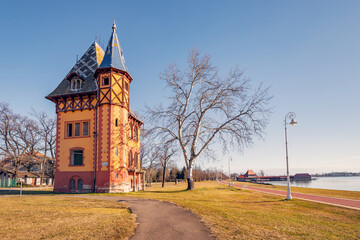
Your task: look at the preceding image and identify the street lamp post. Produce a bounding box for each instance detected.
[284,112,297,200]
[228,157,232,187]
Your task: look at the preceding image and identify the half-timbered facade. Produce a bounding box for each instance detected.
[46,23,144,193]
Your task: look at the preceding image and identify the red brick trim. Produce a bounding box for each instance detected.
[106,103,111,174]
[98,106,103,172]
[55,113,61,174]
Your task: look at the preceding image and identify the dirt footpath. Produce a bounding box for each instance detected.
[80,196,215,240]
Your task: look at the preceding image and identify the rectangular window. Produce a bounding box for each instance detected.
[83,122,89,136]
[115,147,118,156]
[125,82,129,91]
[66,123,73,137]
[103,77,109,86]
[71,150,83,166]
[74,122,80,136]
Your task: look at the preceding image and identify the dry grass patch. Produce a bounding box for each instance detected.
[121,182,360,240]
[0,196,135,240]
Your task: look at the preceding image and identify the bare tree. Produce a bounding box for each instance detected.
[158,143,176,187]
[147,49,271,190]
[140,127,160,186]
[0,102,39,180]
[31,110,56,183]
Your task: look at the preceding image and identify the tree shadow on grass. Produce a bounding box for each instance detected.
[216,187,243,193]
[0,189,54,195]
[144,189,188,194]
[242,199,287,204]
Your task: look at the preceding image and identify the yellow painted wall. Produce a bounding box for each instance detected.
[57,109,95,172]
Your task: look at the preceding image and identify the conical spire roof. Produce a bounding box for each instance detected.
[99,21,128,72]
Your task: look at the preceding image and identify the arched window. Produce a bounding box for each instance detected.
[128,151,133,166]
[78,179,83,190]
[69,74,84,91]
[70,78,82,90]
[134,154,138,169]
[134,126,138,141]
[129,124,133,139]
[70,179,76,190]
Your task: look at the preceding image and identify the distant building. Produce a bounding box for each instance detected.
[0,170,52,186]
[292,173,311,181]
[236,175,246,182]
[236,170,258,182]
[258,175,287,181]
[236,170,312,182]
[244,169,257,179]
[0,151,54,186]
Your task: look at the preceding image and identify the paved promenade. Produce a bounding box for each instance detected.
[230,182,360,210]
[76,195,215,240]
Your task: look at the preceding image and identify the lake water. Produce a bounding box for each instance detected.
[264,176,360,192]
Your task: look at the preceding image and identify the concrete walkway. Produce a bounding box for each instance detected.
[230,182,360,210]
[79,196,215,240]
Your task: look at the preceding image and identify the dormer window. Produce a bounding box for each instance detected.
[70,76,83,91]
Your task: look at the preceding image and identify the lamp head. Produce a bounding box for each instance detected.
[290,119,297,125]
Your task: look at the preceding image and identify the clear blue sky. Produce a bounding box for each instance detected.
[1,0,359,175]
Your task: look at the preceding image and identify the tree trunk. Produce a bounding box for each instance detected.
[187,161,194,190]
[162,164,166,187]
[14,159,19,183]
[148,171,152,186]
[40,150,46,186]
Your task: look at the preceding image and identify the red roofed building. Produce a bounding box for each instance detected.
[237,170,259,182]
[244,169,257,178]
[236,175,246,182]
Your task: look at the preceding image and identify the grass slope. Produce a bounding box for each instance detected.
[0,196,135,240]
[121,182,360,240]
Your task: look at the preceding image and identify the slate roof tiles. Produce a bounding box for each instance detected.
[46,42,104,98]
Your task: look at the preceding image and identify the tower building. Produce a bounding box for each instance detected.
[46,23,144,193]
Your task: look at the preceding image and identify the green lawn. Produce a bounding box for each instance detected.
[119,181,360,240]
[0,196,135,240]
